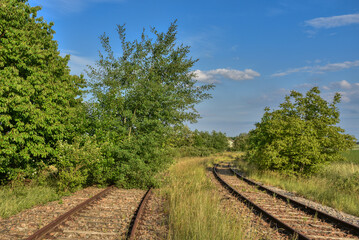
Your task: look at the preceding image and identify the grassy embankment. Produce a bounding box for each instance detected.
[234,150,359,217]
[161,155,265,240]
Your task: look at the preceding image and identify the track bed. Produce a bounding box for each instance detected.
[214,164,359,240]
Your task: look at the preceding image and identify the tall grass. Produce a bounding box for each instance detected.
[161,156,262,240]
[0,184,61,219]
[234,150,359,217]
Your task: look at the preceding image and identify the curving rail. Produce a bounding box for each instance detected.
[128,188,153,240]
[213,164,359,240]
[213,165,309,240]
[229,166,359,236]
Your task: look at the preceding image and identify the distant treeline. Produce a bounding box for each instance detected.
[170,128,230,157]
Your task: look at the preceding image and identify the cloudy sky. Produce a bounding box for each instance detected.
[28,0,359,138]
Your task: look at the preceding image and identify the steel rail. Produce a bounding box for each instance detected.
[25,186,114,240]
[213,165,310,240]
[128,188,152,240]
[230,166,359,237]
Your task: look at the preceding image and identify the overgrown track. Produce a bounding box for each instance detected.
[25,187,152,240]
[213,164,359,240]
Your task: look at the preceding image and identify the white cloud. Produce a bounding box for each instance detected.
[272,66,310,77]
[322,80,359,103]
[193,68,260,83]
[272,60,359,77]
[337,80,351,89]
[61,51,95,75]
[305,13,359,29]
[192,70,219,84]
[324,80,357,90]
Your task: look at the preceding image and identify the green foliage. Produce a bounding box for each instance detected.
[85,21,213,188]
[232,133,249,151]
[56,136,104,192]
[170,127,229,157]
[0,0,85,183]
[192,130,229,151]
[247,87,356,175]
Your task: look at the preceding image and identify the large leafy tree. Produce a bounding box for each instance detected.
[0,0,85,182]
[247,87,356,175]
[87,21,213,141]
[86,21,213,187]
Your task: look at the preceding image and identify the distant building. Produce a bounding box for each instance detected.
[228,139,234,148]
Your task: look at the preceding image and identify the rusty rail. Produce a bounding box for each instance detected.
[230,166,359,237]
[213,165,310,240]
[25,186,114,240]
[128,188,152,240]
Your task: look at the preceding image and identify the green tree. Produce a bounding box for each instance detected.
[208,130,228,151]
[233,133,249,151]
[247,87,356,175]
[0,0,85,182]
[86,21,213,187]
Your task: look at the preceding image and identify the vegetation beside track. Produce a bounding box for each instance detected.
[234,150,359,217]
[160,155,263,240]
[0,184,61,219]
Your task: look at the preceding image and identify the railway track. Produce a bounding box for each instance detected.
[213,164,359,240]
[25,187,152,240]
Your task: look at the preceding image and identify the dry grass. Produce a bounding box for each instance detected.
[160,155,264,240]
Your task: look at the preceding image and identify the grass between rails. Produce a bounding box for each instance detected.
[234,150,359,217]
[160,155,264,240]
[0,184,62,219]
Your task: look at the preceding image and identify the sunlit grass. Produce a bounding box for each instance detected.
[234,150,359,217]
[161,155,263,240]
[0,184,61,219]
[341,149,359,163]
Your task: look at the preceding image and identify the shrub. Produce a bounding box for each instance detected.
[247,87,356,175]
[56,136,104,192]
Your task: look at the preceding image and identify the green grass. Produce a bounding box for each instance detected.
[0,184,62,219]
[233,150,359,217]
[341,149,359,163]
[161,156,265,240]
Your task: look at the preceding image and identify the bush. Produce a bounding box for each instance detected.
[247,87,356,175]
[232,133,249,151]
[56,136,104,192]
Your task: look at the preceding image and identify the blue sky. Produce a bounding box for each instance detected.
[28,0,359,138]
